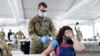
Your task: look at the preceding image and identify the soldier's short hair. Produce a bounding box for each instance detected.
[38,2,47,9]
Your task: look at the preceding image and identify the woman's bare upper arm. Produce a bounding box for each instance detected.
[42,44,54,55]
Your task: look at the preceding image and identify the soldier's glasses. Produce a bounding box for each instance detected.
[40,10,47,12]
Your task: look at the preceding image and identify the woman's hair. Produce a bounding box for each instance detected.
[56,26,73,45]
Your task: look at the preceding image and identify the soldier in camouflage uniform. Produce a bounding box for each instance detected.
[16,30,24,39]
[0,39,12,56]
[0,28,6,40]
[28,2,56,54]
[75,26,83,42]
[16,30,24,50]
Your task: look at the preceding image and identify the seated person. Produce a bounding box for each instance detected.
[41,26,85,56]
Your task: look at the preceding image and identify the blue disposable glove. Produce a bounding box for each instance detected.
[40,35,50,44]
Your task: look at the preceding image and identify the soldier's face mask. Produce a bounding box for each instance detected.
[38,10,47,17]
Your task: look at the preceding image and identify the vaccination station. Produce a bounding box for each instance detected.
[0,0,100,56]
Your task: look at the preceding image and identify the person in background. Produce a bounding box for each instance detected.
[95,33,100,39]
[0,28,6,40]
[94,33,100,45]
[10,33,16,43]
[16,30,24,39]
[7,29,12,41]
[75,22,83,41]
[28,2,56,54]
[41,26,85,56]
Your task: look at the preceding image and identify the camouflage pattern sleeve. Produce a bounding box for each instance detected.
[28,18,40,39]
[3,32,6,38]
[0,39,12,56]
[49,18,57,38]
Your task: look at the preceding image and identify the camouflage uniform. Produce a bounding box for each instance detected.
[0,31,5,40]
[75,27,83,41]
[16,31,24,39]
[28,16,56,54]
[0,39,12,56]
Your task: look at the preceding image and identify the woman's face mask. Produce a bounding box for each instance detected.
[63,35,70,41]
[38,10,47,17]
[63,30,72,41]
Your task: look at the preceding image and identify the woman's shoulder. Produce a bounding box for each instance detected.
[51,39,58,48]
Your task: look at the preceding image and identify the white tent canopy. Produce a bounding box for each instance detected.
[0,0,100,39]
[0,0,100,26]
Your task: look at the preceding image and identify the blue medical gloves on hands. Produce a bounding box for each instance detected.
[40,35,50,44]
